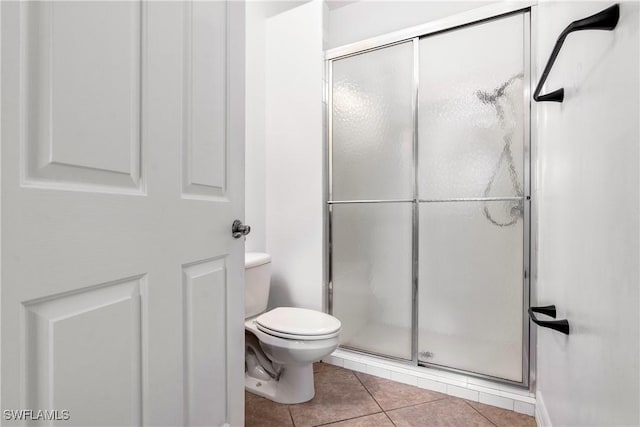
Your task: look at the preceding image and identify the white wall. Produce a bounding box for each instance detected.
[245,1,309,253]
[327,1,492,48]
[245,2,267,252]
[535,2,639,426]
[264,0,325,311]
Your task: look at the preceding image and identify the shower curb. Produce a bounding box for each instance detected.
[324,349,536,416]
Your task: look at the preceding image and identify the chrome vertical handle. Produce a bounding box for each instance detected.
[232,220,251,239]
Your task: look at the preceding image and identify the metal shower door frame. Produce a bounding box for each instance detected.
[324,3,536,388]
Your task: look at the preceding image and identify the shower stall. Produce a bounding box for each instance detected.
[326,9,532,385]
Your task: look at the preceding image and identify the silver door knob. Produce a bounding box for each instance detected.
[232,220,251,239]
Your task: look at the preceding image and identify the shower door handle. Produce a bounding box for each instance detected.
[528,305,570,335]
[232,220,251,239]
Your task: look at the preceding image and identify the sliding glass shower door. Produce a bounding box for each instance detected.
[417,13,527,383]
[330,41,415,360]
[329,11,530,383]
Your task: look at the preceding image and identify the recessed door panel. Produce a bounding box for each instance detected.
[182,1,228,199]
[22,1,142,192]
[24,277,143,426]
[182,258,228,426]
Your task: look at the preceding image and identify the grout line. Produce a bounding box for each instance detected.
[312,411,385,427]
[288,406,296,427]
[383,411,397,427]
[352,370,451,412]
[463,400,498,427]
[382,396,452,413]
[384,395,450,412]
[352,371,385,413]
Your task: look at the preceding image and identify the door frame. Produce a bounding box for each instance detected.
[323,1,539,389]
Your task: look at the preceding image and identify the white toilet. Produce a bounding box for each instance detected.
[244,252,341,404]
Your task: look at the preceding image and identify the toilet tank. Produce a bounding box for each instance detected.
[245,252,272,319]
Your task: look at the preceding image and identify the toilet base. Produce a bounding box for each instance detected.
[245,364,315,404]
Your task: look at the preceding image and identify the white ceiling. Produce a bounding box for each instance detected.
[325,1,359,10]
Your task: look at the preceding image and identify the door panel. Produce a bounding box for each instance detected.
[24,277,144,426]
[182,1,228,199]
[182,258,228,427]
[1,1,245,426]
[22,1,142,192]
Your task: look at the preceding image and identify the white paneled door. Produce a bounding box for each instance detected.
[1,2,245,426]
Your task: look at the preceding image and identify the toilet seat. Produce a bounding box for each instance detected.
[256,324,340,341]
[255,307,341,341]
[245,316,339,348]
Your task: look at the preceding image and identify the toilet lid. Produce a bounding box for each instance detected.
[256,307,341,337]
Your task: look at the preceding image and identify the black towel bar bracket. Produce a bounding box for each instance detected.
[533,4,620,103]
[528,305,570,335]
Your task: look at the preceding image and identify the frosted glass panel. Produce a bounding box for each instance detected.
[418,14,525,199]
[418,201,523,382]
[332,203,413,360]
[332,42,413,201]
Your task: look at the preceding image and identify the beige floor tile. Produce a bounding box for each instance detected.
[321,412,395,426]
[313,362,345,374]
[247,365,535,427]
[355,371,447,410]
[245,391,293,427]
[467,401,536,427]
[386,398,495,427]
[289,365,381,427]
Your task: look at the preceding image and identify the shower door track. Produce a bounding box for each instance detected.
[324,2,537,389]
[325,1,537,60]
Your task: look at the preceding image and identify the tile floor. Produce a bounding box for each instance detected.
[245,363,536,427]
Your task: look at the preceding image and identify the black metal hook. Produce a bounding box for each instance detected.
[533,4,620,103]
[528,305,570,335]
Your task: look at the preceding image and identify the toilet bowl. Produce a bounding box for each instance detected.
[244,252,341,404]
